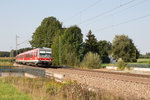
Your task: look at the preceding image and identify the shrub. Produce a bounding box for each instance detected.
[148,61,150,65]
[46,81,62,95]
[117,60,127,70]
[80,52,102,69]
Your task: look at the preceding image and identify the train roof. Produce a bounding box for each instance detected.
[16,47,52,56]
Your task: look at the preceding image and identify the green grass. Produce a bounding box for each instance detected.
[138,58,150,61]
[0,57,15,66]
[128,59,150,67]
[0,79,31,100]
[137,59,150,64]
[101,63,115,68]
[103,59,150,67]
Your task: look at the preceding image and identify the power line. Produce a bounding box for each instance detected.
[80,0,103,13]
[94,14,150,32]
[85,0,148,26]
[17,37,32,46]
[64,0,103,22]
[79,0,136,25]
[16,35,19,55]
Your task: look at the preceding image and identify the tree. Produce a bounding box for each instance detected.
[51,30,64,66]
[146,53,150,56]
[112,34,139,62]
[139,52,150,58]
[0,51,10,57]
[30,16,62,48]
[10,48,32,57]
[61,25,83,66]
[98,40,112,63]
[10,49,16,57]
[62,25,83,53]
[51,25,83,66]
[84,30,98,54]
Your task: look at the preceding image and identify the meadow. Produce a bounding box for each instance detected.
[137,58,150,64]
[101,58,150,68]
[0,77,123,100]
[0,57,15,66]
[0,79,31,100]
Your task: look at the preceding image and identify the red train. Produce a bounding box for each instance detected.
[16,47,53,66]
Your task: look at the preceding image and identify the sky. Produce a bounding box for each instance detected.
[0,0,150,54]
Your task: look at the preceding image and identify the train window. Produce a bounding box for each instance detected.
[39,50,52,58]
[26,53,30,58]
[30,52,33,57]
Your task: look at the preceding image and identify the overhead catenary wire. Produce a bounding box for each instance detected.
[93,14,150,32]
[17,37,32,46]
[64,0,103,22]
[84,0,148,26]
[80,0,103,13]
[79,0,136,25]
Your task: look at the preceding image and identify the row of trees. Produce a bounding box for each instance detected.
[29,16,139,66]
[9,48,32,57]
[0,51,10,57]
[140,53,150,58]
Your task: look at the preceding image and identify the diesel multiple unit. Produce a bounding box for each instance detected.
[16,48,53,66]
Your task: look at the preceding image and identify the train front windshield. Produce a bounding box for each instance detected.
[39,50,52,58]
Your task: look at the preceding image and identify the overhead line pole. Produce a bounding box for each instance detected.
[16,35,19,56]
[59,36,62,65]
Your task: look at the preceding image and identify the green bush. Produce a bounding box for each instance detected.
[148,61,150,65]
[80,52,102,69]
[117,60,127,70]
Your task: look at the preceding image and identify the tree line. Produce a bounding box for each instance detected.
[9,48,32,57]
[29,16,140,66]
[140,53,150,59]
[0,51,10,57]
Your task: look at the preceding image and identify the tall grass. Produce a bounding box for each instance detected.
[1,77,123,100]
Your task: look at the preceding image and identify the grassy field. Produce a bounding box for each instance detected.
[0,57,15,60]
[0,57,15,66]
[127,59,150,68]
[0,77,123,100]
[102,59,150,67]
[137,58,150,64]
[101,63,115,67]
[0,79,31,100]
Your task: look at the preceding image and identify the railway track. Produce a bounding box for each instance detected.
[16,63,150,85]
[13,63,150,85]
[47,67,150,84]
[13,63,150,99]
[66,67,150,78]
[14,63,150,80]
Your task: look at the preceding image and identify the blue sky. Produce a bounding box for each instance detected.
[0,0,150,54]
